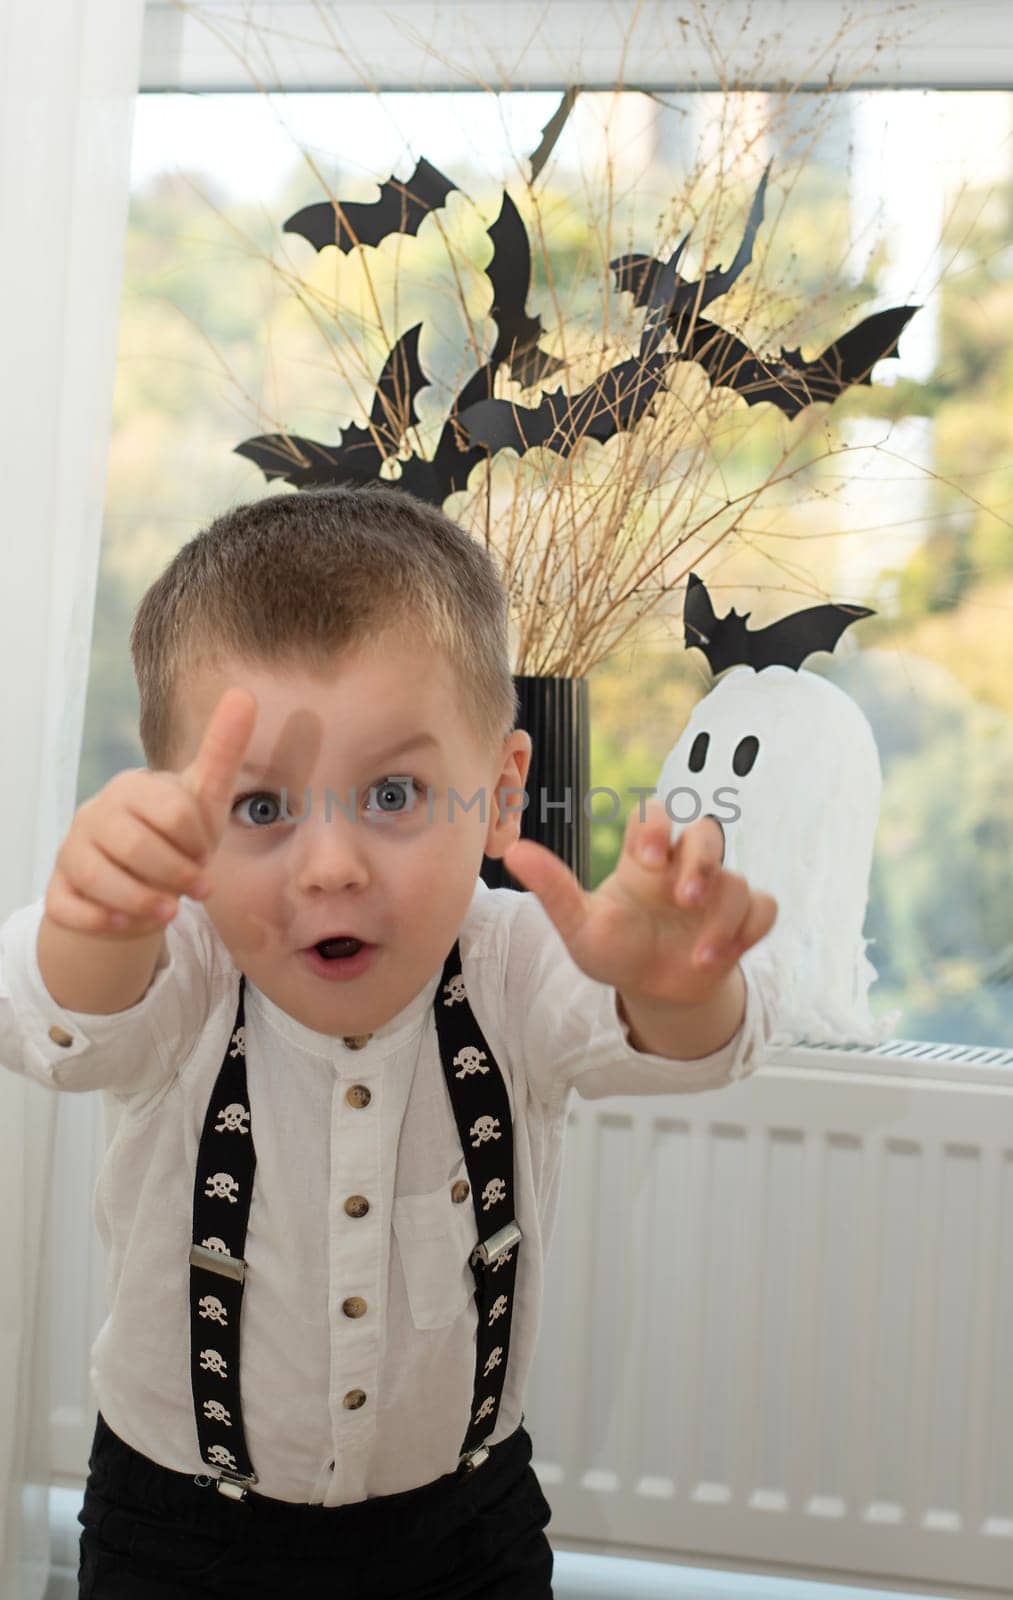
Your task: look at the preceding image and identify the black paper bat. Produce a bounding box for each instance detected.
[612,160,771,323]
[684,570,875,675]
[454,357,664,457]
[528,87,582,182]
[485,193,563,388]
[284,157,458,253]
[234,323,431,489]
[666,305,918,416]
[234,324,500,505]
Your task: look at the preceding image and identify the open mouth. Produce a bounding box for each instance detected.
[314,936,366,960]
[300,936,378,980]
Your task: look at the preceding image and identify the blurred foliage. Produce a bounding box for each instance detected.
[82,91,1012,1049]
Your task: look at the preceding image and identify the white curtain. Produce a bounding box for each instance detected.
[0,3,145,1596]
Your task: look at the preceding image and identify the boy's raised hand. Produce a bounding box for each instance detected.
[45,687,258,938]
[502,796,777,1009]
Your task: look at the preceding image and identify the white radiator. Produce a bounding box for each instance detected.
[527,1040,1013,1599]
[46,1041,1013,1596]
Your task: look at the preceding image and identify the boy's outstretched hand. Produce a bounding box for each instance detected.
[44,686,258,939]
[501,796,777,1012]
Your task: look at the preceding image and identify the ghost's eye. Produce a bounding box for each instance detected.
[688,731,709,773]
[733,736,759,776]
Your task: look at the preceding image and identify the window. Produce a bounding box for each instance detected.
[85,77,1012,1048]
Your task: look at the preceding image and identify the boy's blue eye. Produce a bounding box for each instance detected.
[365,776,427,817]
[231,778,427,828]
[232,791,283,827]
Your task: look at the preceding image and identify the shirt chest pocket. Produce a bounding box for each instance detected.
[392,1156,478,1330]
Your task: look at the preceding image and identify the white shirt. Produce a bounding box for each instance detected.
[0,878,779,1505]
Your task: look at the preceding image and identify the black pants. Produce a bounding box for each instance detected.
[77,1411,554,1599]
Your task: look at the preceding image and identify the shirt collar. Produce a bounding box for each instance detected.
[244,965,441,1058]
[239,876,491,1060]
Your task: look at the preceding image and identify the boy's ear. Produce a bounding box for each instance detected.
[484,730,533,860]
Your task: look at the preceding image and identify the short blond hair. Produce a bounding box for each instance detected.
[129,483,519,771]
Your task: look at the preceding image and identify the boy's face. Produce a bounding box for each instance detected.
[169,628,532,1036]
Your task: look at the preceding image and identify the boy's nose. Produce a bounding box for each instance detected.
[291,802,372,892]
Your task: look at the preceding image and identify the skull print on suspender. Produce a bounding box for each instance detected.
[188,974,259,1500]
[433,944,523,1475]
[186,938,522,1500]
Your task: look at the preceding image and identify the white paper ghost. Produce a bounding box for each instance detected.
[654,577,901,1050]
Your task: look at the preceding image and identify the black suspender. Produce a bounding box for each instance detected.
[432,940,521,1472]
[188,978,258,1498]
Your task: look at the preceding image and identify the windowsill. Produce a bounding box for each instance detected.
[769,1037,1013,1088]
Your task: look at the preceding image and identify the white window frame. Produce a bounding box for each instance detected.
[138,1,1013,93]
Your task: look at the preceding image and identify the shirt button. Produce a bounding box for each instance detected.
[451,1180,470,1204]
[346,1084,371,1109]
[343,1035,372,1050]
[344,1195,370,1218]
[342,1296,368,1318]
[343,1389,367,1409]
[48,1025,73,1047]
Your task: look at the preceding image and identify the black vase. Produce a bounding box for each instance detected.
[481,675,590,893]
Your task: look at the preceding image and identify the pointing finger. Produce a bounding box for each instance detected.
[179,688,258,840]
[502,837,590,949]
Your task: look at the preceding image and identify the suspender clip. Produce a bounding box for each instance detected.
[190,1243,247,1283]
[470,1220,521,1267]
[214,1468,258,1501]
[459,1445,491,1474]
[194,1465,259,1499]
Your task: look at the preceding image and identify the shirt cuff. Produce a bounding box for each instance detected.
[564,945,771,1104]
[2,897,179,1095]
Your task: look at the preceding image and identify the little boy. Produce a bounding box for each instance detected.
[0,483,778,1598]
